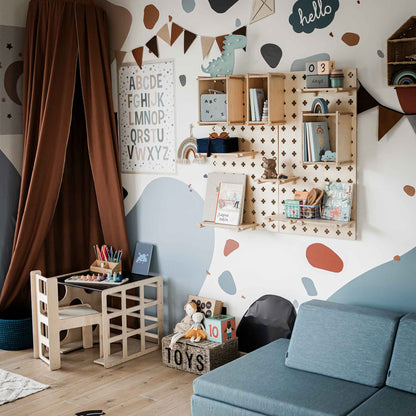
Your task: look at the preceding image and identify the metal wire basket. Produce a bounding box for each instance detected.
[284,202,322,219]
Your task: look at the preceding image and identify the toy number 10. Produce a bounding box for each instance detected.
[208,325,218,338]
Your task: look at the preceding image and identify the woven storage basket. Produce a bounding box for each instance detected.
[0,316,33,350]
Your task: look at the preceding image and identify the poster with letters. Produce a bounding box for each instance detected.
[118,61,176,173]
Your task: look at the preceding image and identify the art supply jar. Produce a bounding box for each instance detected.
[330,70,344,88]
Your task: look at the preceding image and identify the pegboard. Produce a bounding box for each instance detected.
[202,69,357,240]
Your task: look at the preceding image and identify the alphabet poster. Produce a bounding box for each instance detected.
[118,61,176,173]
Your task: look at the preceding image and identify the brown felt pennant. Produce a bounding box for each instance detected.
[232,26,247,51]
[378,106,403,141]
[216,35,227,53]
[157,24,170,45]
[170,22,184,46]
[115,50,127,67]
[184,30,197,54]
[132,46,143,69]
[201,36,215,59]
[146,35,159,57]
[357,83,379,114]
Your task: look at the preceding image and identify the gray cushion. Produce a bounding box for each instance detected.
[285,300,402,387]
[193,339,377,416]
[387,313,416,393]
[192,395,264,416]
[349,387,416,415]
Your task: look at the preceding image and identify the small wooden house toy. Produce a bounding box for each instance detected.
[206,314,236,343]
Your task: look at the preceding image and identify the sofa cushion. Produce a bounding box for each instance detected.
[193,339,377,416]
[285,300,402,387]
[386,313,416,393]
[348,387,416,415]
[192,395,264,416]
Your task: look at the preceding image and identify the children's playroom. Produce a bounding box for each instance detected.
[0,0,415,415]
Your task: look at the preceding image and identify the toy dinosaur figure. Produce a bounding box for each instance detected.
[201,34,247,77]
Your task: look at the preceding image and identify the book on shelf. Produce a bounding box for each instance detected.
[255,89,265,121]
[307,121,331,162]
[321,182,353,222]
[249,89,256,121]
[214,182,245,225]
[303,122,309,162]
[203,173,247,222]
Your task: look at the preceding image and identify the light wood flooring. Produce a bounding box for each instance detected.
[0,346,197,416]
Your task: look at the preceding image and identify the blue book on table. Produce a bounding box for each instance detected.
[132,242,153,275]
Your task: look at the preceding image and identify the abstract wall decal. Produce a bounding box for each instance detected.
[157,24,170,45]
[341,32,360,46]
[143,4,159,29]
[179,75,186,86]
[260,43,282,68]
[224,239,239,256]
[182,0,195,13]
[208,0,239,14]
[306,243,344,273]
[289,0,339,34]
[170,23,184,46]
[132,46,144,69]
[290,53,330,71]
[95,0,132,60]
[404,185,415,197]
[301,277,318,296]
[0,25,24,135]
[377,50,384,58]
[184,30,197,54]
[218,270,237,295]
[126,177,214,332]
[396,87,416,114]
[201,36,215,59]
[145,35,159,57]
[0,150,20,294]
[329,246,416,313]
[250,0,275,24]
[393,255,401,261]
[235,18,241,27]
[118,62,176,173]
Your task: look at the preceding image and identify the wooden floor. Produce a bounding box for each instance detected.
[0,346,197,416]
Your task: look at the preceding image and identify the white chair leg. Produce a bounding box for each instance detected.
[82,325,93,349]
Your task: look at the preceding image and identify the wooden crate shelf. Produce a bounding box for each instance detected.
[199,221,257,231]
[256,176,299,185]
[265,214,355,228]
[197,151,258,159]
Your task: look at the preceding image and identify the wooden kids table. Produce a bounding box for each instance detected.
[58,273,164,368]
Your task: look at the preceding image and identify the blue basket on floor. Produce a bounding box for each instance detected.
[0,317,33,350]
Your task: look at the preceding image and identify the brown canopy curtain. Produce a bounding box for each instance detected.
[0,0,131,314]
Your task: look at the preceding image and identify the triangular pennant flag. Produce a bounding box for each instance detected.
[184,30,197,54]
[357,82,379,114]
[146,35,159,58]
[132,46,143,69]
[170,22,184,46]
[232,26,247,51]
[216,35,227,53]
[157,24,170,45]
[201,36,215,59]
[115,50,127,67]
[378,105,403,141]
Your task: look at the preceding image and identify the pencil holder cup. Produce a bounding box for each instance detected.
[90,260,121,275]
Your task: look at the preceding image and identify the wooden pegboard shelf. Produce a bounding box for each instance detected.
[199,221,257,231]
[265,214,355,228]
[302,112,353,117]
[197,151,258,159]
[256,176,299,185]
[298,87,356,96]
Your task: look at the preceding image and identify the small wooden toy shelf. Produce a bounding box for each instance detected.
[297,87,356,96]
[256,176,299,185]
[265,214,355,228]
[197,151,258,159]
[199,221,257,232]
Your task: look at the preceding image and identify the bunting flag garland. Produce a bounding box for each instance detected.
[170,22,184,46]
[216,35,227,53]
[184,30,197,54]
[232,26,247,51]
[146,35,159,57]
[201,36,215,59]
[115,50,127,67]
[357,83,379,114]
[378,106,403,141]
[132,46,143,69]
[157,24,170,45]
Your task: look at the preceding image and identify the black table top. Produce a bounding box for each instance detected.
[57,272,158,292]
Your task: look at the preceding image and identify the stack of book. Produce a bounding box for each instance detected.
[303,121,331,162]
[203,173,246,226]
[249,88,265,122]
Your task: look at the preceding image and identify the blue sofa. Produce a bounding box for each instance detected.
[191,300,416,415]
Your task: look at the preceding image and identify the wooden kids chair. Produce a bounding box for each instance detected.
[30,270,103,370]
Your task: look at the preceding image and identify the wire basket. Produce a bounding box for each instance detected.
[284,203,322,219]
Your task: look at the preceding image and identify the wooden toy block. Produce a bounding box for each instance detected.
[306,61,317,75]
[206,314,236,343]
[188,295,223,318]
[317,61,335,75]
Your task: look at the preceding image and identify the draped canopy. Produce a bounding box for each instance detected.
[0,0,131,313]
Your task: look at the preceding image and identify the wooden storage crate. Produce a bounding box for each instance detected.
[162,334,238,375]
[90,260,121,275]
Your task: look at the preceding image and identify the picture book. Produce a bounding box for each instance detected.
[132,242,153,275]
[303,122,309,161]
[321,182,354,222]
[255,89,265,121]
[307,121,330,162]
[214,182,245,225]
[249,89,256,121]
[203,173,246,222]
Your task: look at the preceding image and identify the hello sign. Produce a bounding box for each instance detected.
[289,0,339,34]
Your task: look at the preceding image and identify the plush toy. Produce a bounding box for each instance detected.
[185,312,207,342]
[169,301,197,349]
[261,157,278,179]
